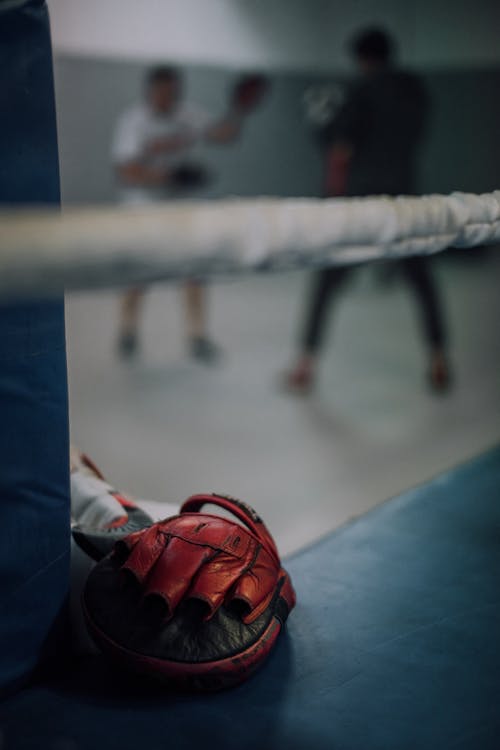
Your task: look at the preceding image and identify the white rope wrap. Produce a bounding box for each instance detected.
[0,191,499,297]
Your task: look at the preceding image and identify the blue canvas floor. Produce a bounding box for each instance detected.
[1,446,499,750]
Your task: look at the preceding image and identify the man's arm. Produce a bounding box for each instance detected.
[115,161,169,188]
[204,113,243,144]
[112,108,191,187]
[203,74,270,145]
[143,132,196,157]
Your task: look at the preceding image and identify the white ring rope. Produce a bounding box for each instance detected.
[0,191,499,297]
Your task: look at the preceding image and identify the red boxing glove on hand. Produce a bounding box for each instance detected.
[231,74,269,114]
[82,493,295,691]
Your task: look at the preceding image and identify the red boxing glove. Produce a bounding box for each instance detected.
[82,493,295,691]
[232,74,269,114]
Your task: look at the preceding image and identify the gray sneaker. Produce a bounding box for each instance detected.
[190,336,222,364]
[117,331,139,359]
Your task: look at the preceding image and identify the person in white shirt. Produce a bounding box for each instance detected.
[112,65,268,361]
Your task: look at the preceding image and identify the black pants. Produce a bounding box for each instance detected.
[301,257,446,354]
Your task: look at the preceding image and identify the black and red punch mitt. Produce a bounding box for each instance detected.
[80,494,295,691]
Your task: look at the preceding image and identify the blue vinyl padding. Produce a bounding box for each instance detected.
[0,0,70,695]
[1,447,499,749]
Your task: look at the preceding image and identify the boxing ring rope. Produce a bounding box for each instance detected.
[0,190,499,297]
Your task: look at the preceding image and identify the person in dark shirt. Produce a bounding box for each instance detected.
[285,28,451,394]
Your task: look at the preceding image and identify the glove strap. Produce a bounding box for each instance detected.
[180,493,280,564]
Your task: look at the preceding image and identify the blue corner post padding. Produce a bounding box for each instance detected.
[0,0,70,695]
[0,447,499,749]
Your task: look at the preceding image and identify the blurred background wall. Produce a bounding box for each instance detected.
[48,0,500,72]
[48,0,500,206]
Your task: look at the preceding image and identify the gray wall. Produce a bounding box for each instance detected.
[54,54,500,205]
[421,69,500,194]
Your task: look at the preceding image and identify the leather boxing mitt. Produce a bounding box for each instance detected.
[169,162,211,191]
[231,74,269,114]
[81,494,295,691]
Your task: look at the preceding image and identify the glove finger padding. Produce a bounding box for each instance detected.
[82,493,295,691]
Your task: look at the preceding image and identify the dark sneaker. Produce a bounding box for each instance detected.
[281,367,314,395]
[428,355,452,394]
[190,336,222,364]
[117,330,138,359]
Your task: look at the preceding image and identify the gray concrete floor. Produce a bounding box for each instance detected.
[66,251,500,555]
